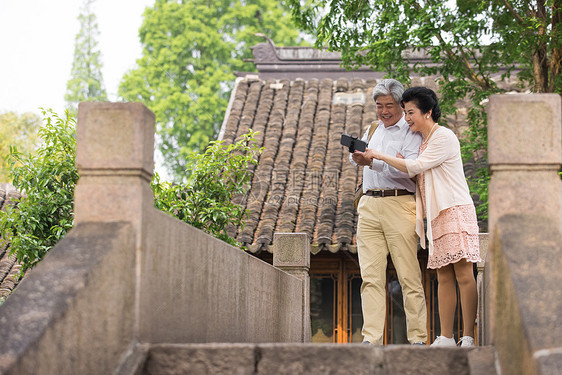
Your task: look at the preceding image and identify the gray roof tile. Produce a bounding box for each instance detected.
[0,184,22,301]
[221,77,388,253]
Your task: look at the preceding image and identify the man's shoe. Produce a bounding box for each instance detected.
[411,342,426,345]
[430,336,456,347]
[362,340,382,346]
[458,336,475,347]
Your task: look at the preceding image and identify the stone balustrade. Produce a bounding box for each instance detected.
[484,94,562,375]
[0,103,309,375]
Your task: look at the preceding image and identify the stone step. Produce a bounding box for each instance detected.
[119,343,498,375]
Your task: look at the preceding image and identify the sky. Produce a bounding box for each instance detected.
[0,0,155,115]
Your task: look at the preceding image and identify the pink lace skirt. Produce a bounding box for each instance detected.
[427,204,481,269]
[417,142,480,268]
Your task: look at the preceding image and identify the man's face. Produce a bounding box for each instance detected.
[375,95,403,128]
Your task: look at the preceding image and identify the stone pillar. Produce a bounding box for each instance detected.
[486,94,562,372]
[74,102,155,341]
[487,94,561,230]
[74,102,155,229]
[273,233,311,343]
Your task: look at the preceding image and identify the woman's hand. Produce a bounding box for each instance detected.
[351,150,372,166]
[365,148,383,161]
[365,149,409,173]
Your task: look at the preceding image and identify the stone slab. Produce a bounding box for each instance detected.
[491,214,562,375]
[488,171,561,231]
[535,349,562,375]
[256,343,384,375]
[134,343,498,375]
[143,344,256,375]
[0,223,136,375]
[467,347,498,375]
[77,102,155,173]
[384,346,471,375]
[273,232,310,268]
[488,94,561,165]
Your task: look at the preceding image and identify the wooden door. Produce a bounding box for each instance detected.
[309,255,362,343]
[309,253,470,344]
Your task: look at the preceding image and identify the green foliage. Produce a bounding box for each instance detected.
[151,131,262,246]
[0,110,79,273]
[65,0,107,115]
[119,0,307,182]
[288,0,562,221]
[0,112,42,182]
[0,108,260,274]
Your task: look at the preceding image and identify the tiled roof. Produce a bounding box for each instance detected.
[0,184,22,301]
[220,75,463,255]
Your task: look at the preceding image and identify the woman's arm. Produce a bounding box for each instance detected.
[366,149,408,173]
[369,129,457,177]
[404,130,456,176]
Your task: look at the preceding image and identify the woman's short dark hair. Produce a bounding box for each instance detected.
[401,87,441,122]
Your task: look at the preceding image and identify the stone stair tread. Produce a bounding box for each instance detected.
[123,343,498,375]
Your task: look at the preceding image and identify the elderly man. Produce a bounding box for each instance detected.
[351,79,427,345]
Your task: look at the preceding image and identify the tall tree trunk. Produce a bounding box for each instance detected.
[533,0,549,92]
[549,0,562,92]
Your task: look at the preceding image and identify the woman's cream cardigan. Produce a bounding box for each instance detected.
[404,126,474,256]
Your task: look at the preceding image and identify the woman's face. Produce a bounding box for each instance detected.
[403,101,429,133]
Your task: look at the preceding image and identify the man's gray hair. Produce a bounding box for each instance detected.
[372,79,404,104]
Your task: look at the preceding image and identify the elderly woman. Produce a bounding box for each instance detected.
[365,86,481,347]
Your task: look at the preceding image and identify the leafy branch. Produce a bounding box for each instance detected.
[0,109,78,273]
[287,0,562,223]
[0,109,261,276]
[151,130,263,247]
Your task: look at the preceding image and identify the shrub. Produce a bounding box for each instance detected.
[151,131,262,246]
[0,107,260,274]
[0,109,78,273]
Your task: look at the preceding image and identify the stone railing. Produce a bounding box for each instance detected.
[0,103,310,375]
[483,94,561,374]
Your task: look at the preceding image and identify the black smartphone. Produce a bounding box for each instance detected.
[340,134,367,153]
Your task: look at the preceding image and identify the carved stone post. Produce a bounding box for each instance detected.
[273,233,311,342]
[488,94,561,230]
[74,102,155,340]
[485,94,562,372]
[74,102,155,230]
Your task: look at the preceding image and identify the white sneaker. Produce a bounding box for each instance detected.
[430,336,457,347]
[458,336,475,347]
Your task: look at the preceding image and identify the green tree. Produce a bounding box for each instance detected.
[119,0,307,182]
[0,112,42,182]
[0,106,259,273]
[288,0,562,220]
[0,109,79,273]
[152,130,262,246]
[65,0,107,114]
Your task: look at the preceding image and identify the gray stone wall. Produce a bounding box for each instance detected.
[139,209,304,344]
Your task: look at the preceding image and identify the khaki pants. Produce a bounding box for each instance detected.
[357,194,427,344]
